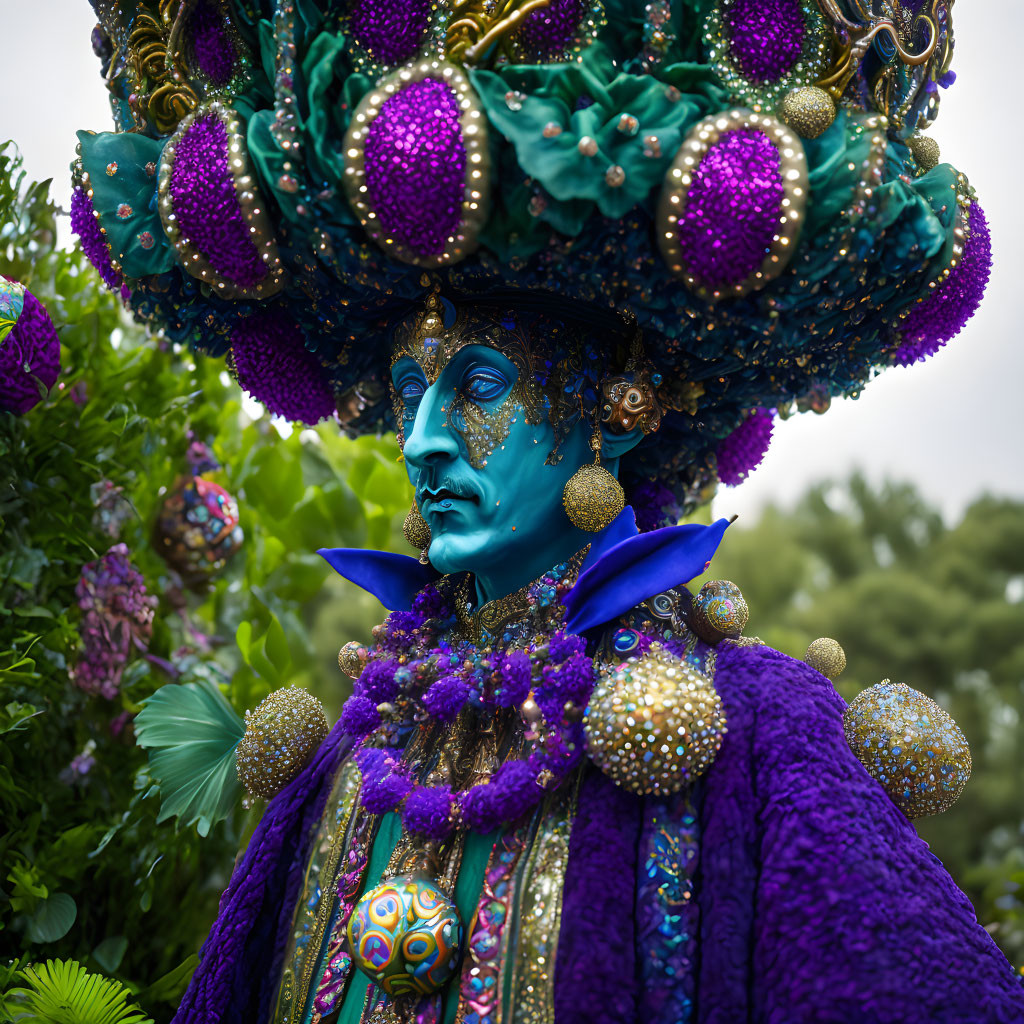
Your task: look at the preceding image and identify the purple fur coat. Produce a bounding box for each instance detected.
[175,643,1024,1024]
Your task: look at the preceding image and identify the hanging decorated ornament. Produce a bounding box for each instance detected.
[236,687,330,800]
[0,280,60,415]
[805,636,846,680]
[777,85,836,139]
[584,642,727,795]
[908,132,941,172]
[657,110,808,300]
[688,580,749,644]
[343,60,490,268]
[158,101,285,298]
[153,475,244,584]
[843,680,971,819]
[338,640,371,679]
[347,863,464,997]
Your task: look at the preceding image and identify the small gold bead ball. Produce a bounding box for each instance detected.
[584,642,727,795]
[689,580,748,644]
[562,463,625,533]
[777,86,836,140]
[907,133,940,171]
[843,680,971,819]
[402,504,431,550]
[338,640,369,679]
[805,637,846,680]
[236,687,330,800]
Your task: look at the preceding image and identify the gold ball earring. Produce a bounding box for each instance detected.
[403,502,432,564]
[562,427,625,533]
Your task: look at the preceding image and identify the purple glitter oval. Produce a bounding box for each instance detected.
[676,128,785,292]
[348,0,434,67]
[231,311,336,424]
[514,0,586,61]
[716,408,773,485]
[363,77,467,260]
[191,0,236,87]
[168,113,268,290]
[70,187,122,293]
[723,0,804,84]
[895,204,991,366]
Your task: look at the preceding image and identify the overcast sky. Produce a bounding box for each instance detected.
[2,3,1021,524]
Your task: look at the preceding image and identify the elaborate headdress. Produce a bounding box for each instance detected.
[74,0,989,518]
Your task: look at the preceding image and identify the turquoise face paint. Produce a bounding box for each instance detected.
[393,342,594,604]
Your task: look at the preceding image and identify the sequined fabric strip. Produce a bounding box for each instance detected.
[310,807,380,1018]
[273,755,362,1024]
[455,825,531,1024]
[508,774,580,1024]
[636,787,702,1024]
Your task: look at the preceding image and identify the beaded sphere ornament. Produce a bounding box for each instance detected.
[562,430,625,532]
[805,636,846,680]
[778,85,836,140]
[347,874,463,997]
[843,680,971,819]
[0,280,60,415]
[153,476,244,583]
[403,502,432,551]
[688,580,748,644]
[236,687,330,800]
[338,640,371,679]
[584,642,727,795]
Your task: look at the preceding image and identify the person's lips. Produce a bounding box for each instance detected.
[419,485,480,509]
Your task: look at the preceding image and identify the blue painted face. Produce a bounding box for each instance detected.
[393,343,594,603]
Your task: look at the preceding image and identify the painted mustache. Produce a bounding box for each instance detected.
[416,472,481,508]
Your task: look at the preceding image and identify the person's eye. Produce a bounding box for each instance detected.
[400,379,425,401]
[463,369,507,403]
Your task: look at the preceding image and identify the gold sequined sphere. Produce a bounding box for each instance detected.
[908,133,941,171]
[584,642,727,795]
[805,637,846,680]
[777,86,836,140]
[236,687,330,800]
[562,463,625,533]
[689,580,748,644]
[843,680,971,819]
[338,640,369,679]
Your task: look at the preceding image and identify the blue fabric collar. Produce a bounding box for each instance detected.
[317,506,730,632]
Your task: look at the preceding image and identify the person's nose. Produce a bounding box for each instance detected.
[403,381,460,473]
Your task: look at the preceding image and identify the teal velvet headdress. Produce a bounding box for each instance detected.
[74,0,988,517]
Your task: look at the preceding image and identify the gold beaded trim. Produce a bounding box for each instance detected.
[656,109,808,301]
[157,100,286,299]
[342,60,491,269]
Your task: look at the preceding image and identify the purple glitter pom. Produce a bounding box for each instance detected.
[403,785,455,841]
[716,408,774,486]
[360,756,413,813]
[191,0,236,87]
[348,0,434,66]
[70,188,122,293]
[460,759,542,832]
[514,0,586,61]
[230,311,336,424]
[411,584,448,620]
[629,478,679,532]
[168,112,268,290]
[357,659,400,703]
[495,649,532,707]
[676,128,785,291]
[422,674,470,722]
[895,204,991,366]
[363,78,466,259]
[340,695,381,737]
[0,285,60,415]
[549,631,586,663]
[723,0,805,84]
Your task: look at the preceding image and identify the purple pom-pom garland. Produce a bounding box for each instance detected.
[339,568,596,842]
[229,310,337,424]
[158,101,285,299]
[716,407,774,486]
[0,281,61,416]
[894,201,991,366]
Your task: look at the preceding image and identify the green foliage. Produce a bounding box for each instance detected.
[5,958,153,1024]
[0,143,412,1019]
[695,474,1024,966]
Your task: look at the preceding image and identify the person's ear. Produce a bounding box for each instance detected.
[599,423,644,462]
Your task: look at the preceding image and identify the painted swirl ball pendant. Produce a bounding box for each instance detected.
[347,874,464,997]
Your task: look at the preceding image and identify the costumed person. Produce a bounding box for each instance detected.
[74,0,1024,1022]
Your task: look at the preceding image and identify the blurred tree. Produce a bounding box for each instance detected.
[693,475,1024,965]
